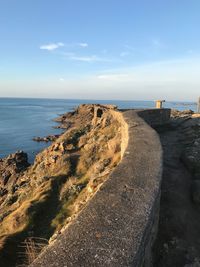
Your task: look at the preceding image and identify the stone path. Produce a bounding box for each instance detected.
[153,124,200,267]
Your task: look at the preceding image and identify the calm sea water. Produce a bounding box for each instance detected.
[0,98,197,162]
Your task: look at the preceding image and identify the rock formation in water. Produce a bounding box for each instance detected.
[33,134,60,142]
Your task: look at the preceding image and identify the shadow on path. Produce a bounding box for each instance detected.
[153,125,200,267]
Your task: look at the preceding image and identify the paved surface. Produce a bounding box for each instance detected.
[30,110,163,267]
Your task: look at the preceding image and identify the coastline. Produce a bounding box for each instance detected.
[0,98,197,162]
[0,102,200,266]
[0,104,127,267]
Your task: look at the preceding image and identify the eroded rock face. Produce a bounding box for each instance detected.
[174,112,200,207]
[0,104,125,267]
[0,151,30,187]
[181,144,200,175]
[171,109,194,117]
[33,134,60,142]
[191,180,200,204]
[54,104,117,129]
[179,114,200,178]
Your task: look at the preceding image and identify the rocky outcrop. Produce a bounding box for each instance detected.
[171,109,194,117]
[0,105,172,267]
[33,134,60,142]
[0,104,124,267]
[179,114,200,178]
[0,150,29,192]
[54,104,117,129]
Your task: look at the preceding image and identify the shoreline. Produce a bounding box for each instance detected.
[0,104,126,267]
[0,98,197,161]
[0,104,200,266]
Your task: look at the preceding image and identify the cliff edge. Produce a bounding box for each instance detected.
[0,104,127,267]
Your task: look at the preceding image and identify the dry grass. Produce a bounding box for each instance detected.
[0,180,52,237]
[17,237,48,266]
[0,105,126,266]
[50,117,123,231]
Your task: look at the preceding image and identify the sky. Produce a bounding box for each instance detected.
[0,0,200,101]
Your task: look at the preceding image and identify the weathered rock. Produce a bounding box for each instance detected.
[0,188,8,197]
[2,171,11,185]
[191,180,200,204]
[181,150,198,174]
[0,151,30,188]
[181,136,200,176]
[171,109,194,117]
[33,134,60,142]
[54,104,117,129]
[0,104,123,267]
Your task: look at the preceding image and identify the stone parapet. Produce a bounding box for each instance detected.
[30,109,166,267]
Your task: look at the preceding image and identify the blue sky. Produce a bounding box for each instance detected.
[1,0,200,101]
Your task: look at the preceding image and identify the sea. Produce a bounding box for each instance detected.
[0,98,197,162]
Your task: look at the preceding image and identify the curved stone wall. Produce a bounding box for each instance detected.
[30,109,169,267]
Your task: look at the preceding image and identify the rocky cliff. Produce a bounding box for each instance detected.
[0,104,125,267]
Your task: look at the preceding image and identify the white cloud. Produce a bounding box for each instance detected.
[4,56,200,101]
[96,57,200,83]
[70,55,99,62]
[40,42,64,51]
[39,41,115,63]
[64,54,110,63]
[78,43,88,47]
[59,42,88,48]
[97,74,129,81]
[57,42,64,46]
[3,51,200,102]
